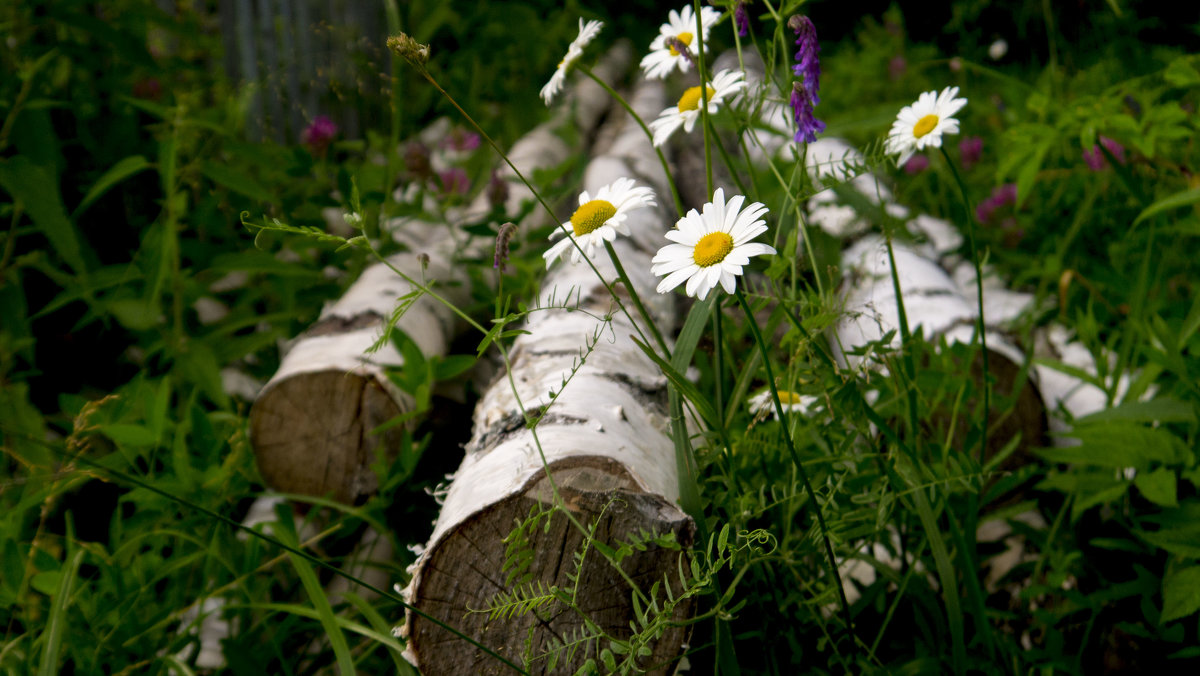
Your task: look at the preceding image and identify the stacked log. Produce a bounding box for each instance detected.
[247,44,633,504]
[402,75,694,675]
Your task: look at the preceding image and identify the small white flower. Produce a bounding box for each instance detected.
[988,38,1008,61]
[640,5,722,79]
[540,18,604,106]
[544,178,657,267]
[885,86,967,165]
[749,389,817,419]
[651,188,775,300]
[649,69,746,147]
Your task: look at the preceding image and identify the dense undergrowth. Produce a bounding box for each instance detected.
[2,0,1199,674]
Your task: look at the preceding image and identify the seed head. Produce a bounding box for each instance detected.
[387,33,430,68]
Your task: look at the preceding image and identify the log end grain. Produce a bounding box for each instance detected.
[408,456,696,675]
[250,370,410,504]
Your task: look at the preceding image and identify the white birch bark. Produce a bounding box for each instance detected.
[247,43,633,504]
[402,76,694,676]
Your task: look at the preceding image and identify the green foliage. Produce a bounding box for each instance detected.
[5,0,1200,674]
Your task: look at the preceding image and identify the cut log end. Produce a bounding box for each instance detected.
[250,370,410,504]
[408,456,696,676]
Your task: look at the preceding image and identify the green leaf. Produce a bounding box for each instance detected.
[434,354,477,381]
[1041,422,1183,470]
[1134,467,1178,508]
[1134,187,1200,226]
[106,297,161,331]
[200,162,274,203]
[1164,57,1200,88]
[38,549,84,676]
[0,156,88,276]
[1138,527,1200,558]
[72,155,152,217]
[284,551,356,676]
[1077,397,1197,425]
[1162,566,1200,624]
[99,424,158,448]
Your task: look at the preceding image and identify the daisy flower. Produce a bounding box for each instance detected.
[640,5,721,79]
[649,69,746,147]
[651,188,775,300]
[749,389,817,419]
[885,86,967,165]
[544,178,656,267]
[540,18,604,106]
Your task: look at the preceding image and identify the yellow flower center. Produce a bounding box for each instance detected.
[678,85,716,113]
[693,232,734,267]
[777,390,805,406]
[912,114,939,139]
[669,31,694,56]
[570,199,617,237]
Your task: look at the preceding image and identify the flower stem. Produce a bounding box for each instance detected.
[939,146,990,466]
[604,241,669,355]
[579,66,685,218]
[411,67,656,352]
[733,288,856,648]
[693,0,714,196]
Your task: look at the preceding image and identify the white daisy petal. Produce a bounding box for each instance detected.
[639,5,722,80]
[544,178,656,268]
[651,188,774,299]
[885,86,968,165]
[541,19,604,106]
[649,69,746,147]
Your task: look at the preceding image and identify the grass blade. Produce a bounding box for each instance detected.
[38,548,84,676]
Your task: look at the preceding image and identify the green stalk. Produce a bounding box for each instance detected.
[733,288,856,649]
[604,241,669,355]
[693,0,713,196]
[939,147,990,467]
[578,66,684,217]
[883,234,921,446]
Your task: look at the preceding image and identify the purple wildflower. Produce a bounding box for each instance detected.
[301,116,338,155]
[976,183,1018,223]
[1083,135,1126,171]
[903,154,929,175]
[665,37,696,70]
[959,136,983,170]
[789,82,825,144]
[888,56,907,81]
[486,170,509,210]
[437,168,470,196]
[734,1,749,37]
[788,15,820,104]
[441,126,481,153]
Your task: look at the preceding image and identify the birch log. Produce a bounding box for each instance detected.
[403,76,694,676]
[247,45,632,504]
